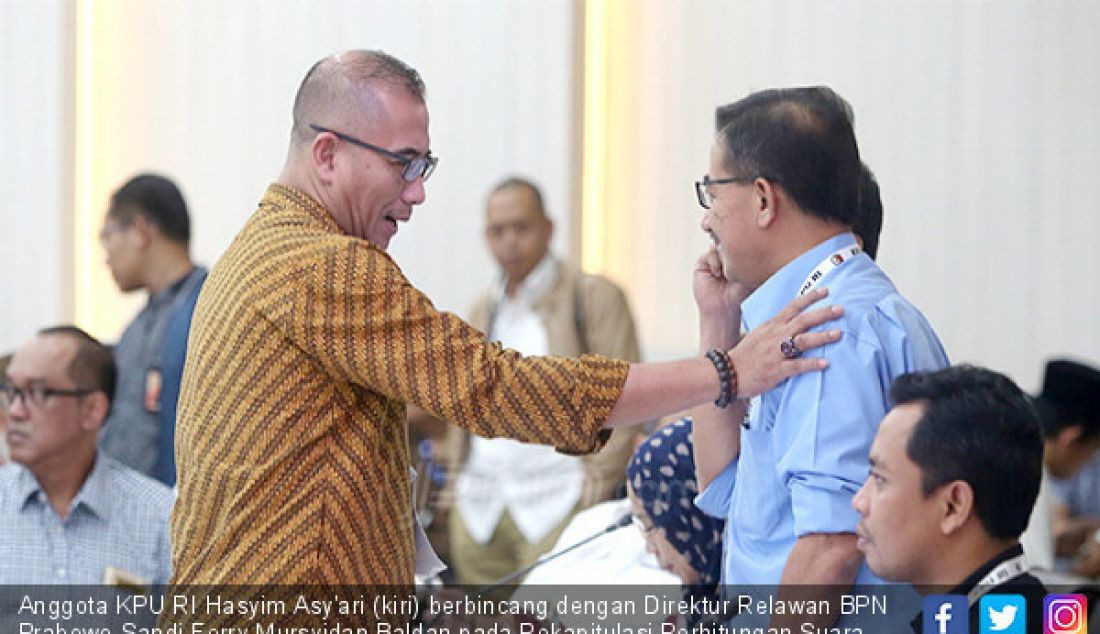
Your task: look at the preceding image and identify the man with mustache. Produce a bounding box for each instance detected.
[690,87,948,630]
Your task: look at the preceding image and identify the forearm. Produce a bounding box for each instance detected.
[692,317,746,489]
[604,287,838,430]
[771,533,862,629]
[691,399,748,490]
[604,358,719,428]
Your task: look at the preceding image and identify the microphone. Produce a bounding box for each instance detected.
[473,513,633,598]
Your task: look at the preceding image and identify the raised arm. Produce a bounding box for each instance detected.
[683,249,843,487]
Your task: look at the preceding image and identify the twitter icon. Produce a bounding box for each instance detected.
[980,594,1026,634]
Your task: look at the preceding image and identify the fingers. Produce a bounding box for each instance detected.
[785,357,830,375]
[790,304,845,332]
[695,248,724,278]
[775,287,829,323]
[695,247,718,268]
[791,329,842,353]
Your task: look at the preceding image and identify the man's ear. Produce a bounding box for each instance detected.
[79,392,110,433]
[311,133,339,184]
[939,480,975,536]
[754,178,778,228]
[129,214,155,249]
[1056,424,1085,448]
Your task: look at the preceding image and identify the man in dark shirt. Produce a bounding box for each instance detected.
[97,174,206,482]
[852,365,1047,633]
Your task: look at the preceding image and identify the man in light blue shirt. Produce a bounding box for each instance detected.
[689,87,948,629]
[0,326,173,586]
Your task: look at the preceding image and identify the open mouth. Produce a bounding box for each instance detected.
[384,216,398,229]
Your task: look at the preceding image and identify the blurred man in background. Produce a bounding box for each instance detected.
[98,174,206,484]
[439,176,641,585]
[1021,359,1100,573]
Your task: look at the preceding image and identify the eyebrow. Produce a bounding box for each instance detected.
[5,376,48,385]
[395,146,429,158]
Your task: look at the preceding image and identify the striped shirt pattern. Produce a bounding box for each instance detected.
[170,184,628,586]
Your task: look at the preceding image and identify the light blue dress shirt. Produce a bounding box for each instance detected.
[696,232,949,586]
[0,451,174,585]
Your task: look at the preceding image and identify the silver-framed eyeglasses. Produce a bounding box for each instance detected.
[309,124,438,183]
[0,382,96,411]
[694,174,754,209]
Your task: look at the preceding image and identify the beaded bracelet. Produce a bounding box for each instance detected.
[705,348,735,409]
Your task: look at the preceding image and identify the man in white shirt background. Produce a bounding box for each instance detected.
[434,176,642,586]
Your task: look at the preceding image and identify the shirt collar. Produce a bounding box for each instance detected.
[909,543,1027,634]
[266,183,346,235]
[493,253,559,309]
[148,266,199,308]
[14,452,112,520]
[13,464,42,511]
[264,183,402,270]
[740,232,858,331]
[70,452,112,520]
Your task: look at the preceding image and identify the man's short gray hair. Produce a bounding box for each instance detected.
[290,50,426,144]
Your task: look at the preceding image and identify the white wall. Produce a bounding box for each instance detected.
[1,0,577,353]
[3,0,1099,395]
[0,0,71,352]
[598,0,1100,393]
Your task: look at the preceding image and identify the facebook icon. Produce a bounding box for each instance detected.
[924,595,969,634]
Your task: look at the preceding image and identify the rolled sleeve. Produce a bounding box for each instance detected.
[775,334,888,537]
[695,458,738,519]
[788,476,863,536]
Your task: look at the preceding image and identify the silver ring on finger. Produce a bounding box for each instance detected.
[780,335,802,360]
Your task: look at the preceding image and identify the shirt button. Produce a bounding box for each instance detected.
[56,568,66,577]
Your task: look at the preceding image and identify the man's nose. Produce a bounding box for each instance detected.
[402,176,426,206]
[5,393,30,421]
[851,479,869,513]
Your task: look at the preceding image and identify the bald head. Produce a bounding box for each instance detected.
[290,50,426,146]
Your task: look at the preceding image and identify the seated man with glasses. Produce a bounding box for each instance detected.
[0,326,173,586]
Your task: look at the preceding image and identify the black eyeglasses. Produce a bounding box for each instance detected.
[309,124,438,183]
[694,175,755,209]
[0,382,96,411]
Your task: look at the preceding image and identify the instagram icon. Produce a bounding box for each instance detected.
[1044,594,1088,634]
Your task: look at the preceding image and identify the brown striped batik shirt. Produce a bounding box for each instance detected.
[169,184,628,586]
